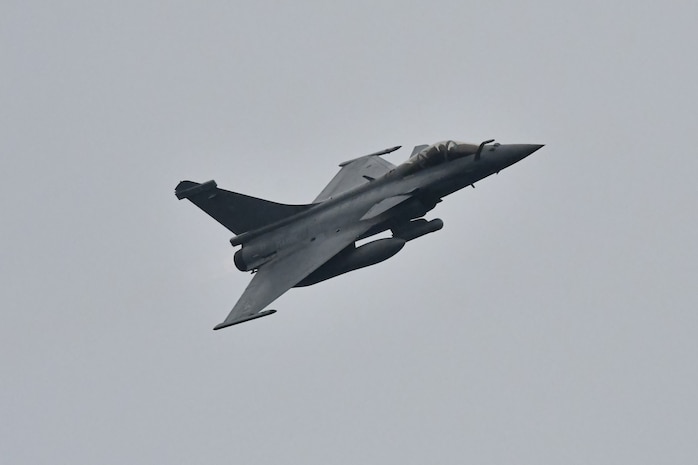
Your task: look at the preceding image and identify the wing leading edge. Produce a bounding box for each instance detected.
[313,147,399,203]
[214,221,373,330]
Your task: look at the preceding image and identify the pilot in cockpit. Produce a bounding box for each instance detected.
[396,140,480,176]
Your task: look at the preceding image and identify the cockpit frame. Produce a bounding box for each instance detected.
[395,140,483,177]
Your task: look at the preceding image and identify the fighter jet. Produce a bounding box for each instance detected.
[176,139,543,330]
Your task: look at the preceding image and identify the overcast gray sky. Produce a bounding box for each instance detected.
[2,1,697,463]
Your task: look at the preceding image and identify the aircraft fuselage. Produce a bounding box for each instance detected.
[232,142,543,275]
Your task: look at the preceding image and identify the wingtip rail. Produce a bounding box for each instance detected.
[212,309,277,331]
[338,145,401,167]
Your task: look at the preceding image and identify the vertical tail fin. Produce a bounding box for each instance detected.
[175,180,313,235]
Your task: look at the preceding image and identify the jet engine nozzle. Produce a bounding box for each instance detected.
[234,246,276,272]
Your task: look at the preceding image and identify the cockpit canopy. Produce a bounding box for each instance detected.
[396,140,480,176]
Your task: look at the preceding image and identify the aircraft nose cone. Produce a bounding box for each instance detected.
[495,143,544,168]
[510,143,545,158]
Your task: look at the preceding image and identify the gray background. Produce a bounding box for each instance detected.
[2,1,697,463]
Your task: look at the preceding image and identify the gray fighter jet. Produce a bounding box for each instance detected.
[176,139,543,330]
